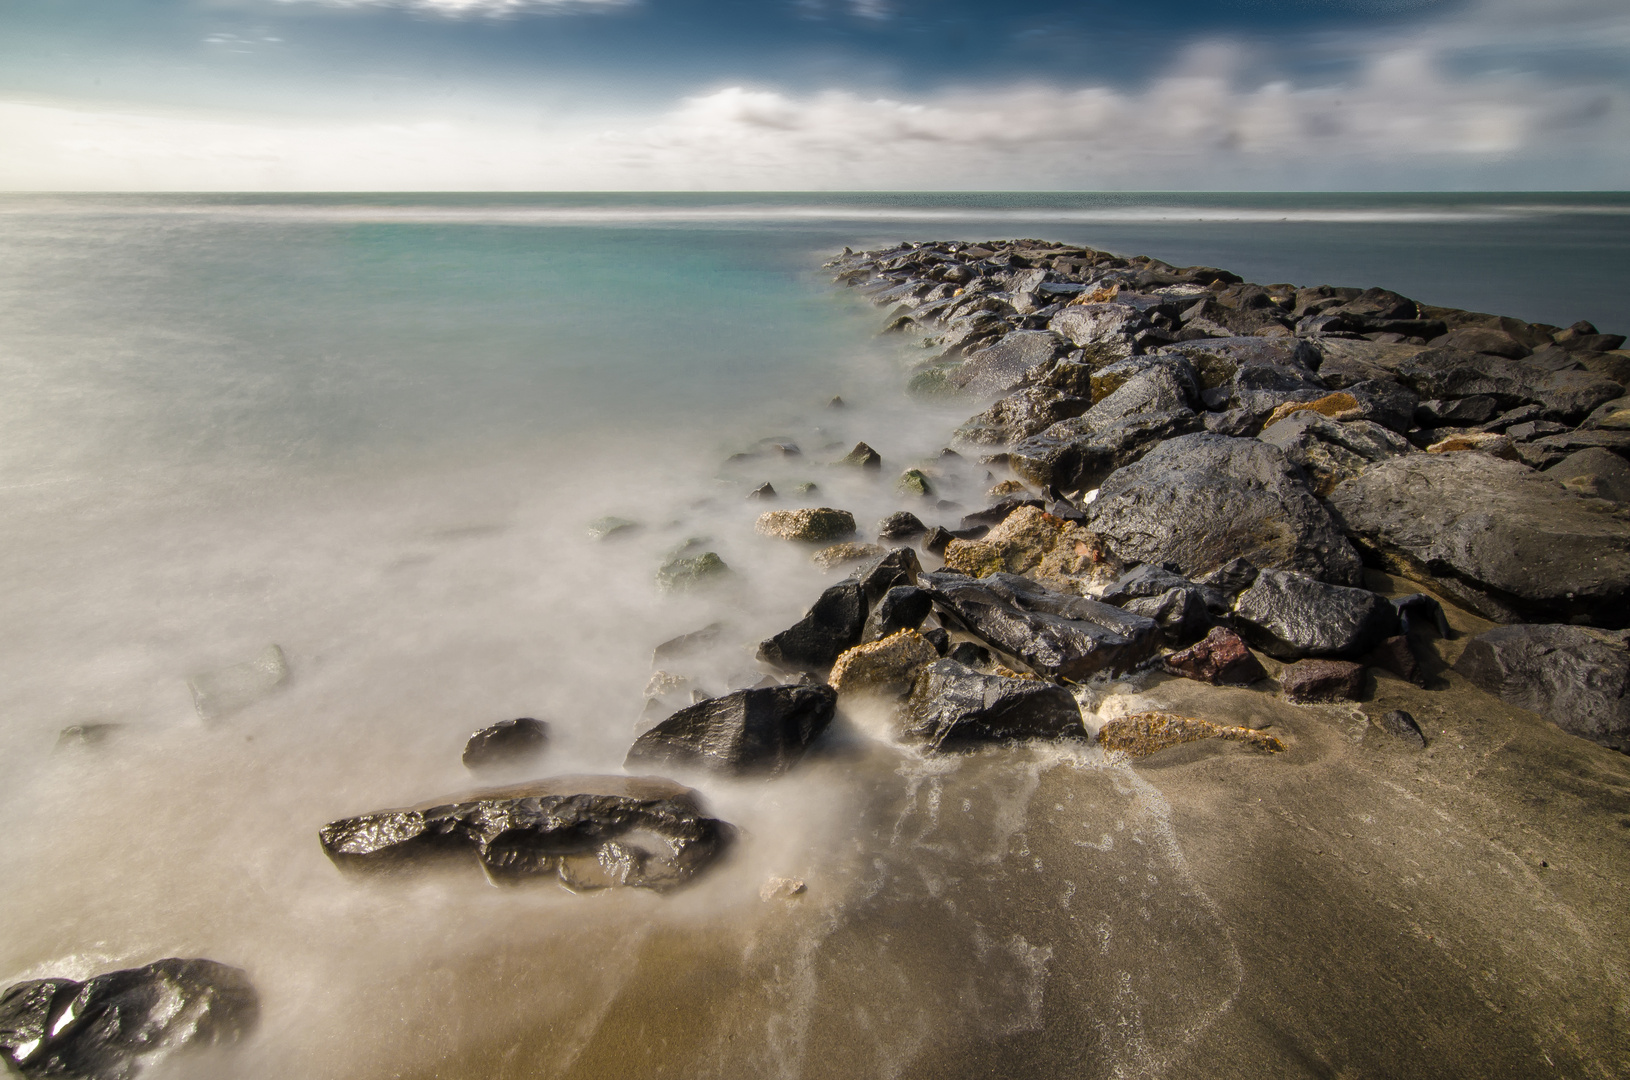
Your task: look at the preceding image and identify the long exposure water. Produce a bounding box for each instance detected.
[2,192,1628,1079]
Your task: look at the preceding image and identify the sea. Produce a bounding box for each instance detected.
[1,192,1626,1079]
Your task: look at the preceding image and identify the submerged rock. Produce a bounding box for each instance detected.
[656,551,730,591]
[1097,711,1284,758]
[812,541,885,571]
[462,717,550,770]
[758,581,866,672]
[1280,659,1366,704]
[652,623,725,664]
[1376,709,1428,748]
[627,685,838,775]
[1,958,259,1080]
[1162,627,1267,686]
[1233,569,1399,660]
[1454,625,1630,752]
[876,510,928,541]
[837,442,883,468]
[902,659,1082,748]
[320,775,734,888]
[587,516,639,540]
[829,630,940,698]
[755,508,857,542]
[186,645,288,722]
[850,546,924,604]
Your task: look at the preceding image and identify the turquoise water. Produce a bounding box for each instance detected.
[0,191,1626,1080]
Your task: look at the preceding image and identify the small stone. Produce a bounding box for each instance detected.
[1280,659,1366,704]
[1366,635,1425,686]
[830,629,941,698]
[1097,711,1284,757]
[828,396,846,409]
[794,482,820,495]
[812,541,885,571]
[897,469,934,496]
[942,539,1005,577]
[921,627,951,655]
[746,482,776,501]
[923,525,956,556]
[587,516,639,540]
[462,717,550,770]
[656,552,730,591]
[755,507,857,542]
[1377,709,1427,748]
[55,722,121,748]
[877,510,928,541]
[761,876,807,901]
[1162,627,1267,686]
[839,442,883,468]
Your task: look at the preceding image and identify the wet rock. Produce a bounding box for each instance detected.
[830,630,940,698]
[1257,411,1411,497]
[1581,395,1630,431]
[746,483,776,501]
[896,469,933,496]
[1426,431,1519,461]
[953,386,1091,445]
[812,541,885,572]
[863,585,933,641]
[902,659,1083,748]
[1047,304,1147,359]
[948,640,993,668]
[1,958,258,1080]
[187,644,288,722]
[1157,336,1323,419]
[627,685,839,775]
[921,627,951,655]
[1312,338,1430,388]
[975,505,1070,573]
[1122,587,1210,646]
[1196,558,1260,607]
[321,775,734,888]
[463,717,549,771]
[1417,396,1499,426]
[1548,447,1630,503]
[988,479,1031,498]
[1233,569,1398,660]
[1392,594,1449,638]
[1084,434,1365,586]
[1366,635,1425,686]
[959,495,1046,529]
[918,571,1161,679]
[838,442,882,468]
[922,526,955,556]
[757,581,866,672]
[1454,625,1630,752]
[849,546,923,604]
[876,511,927,541]
[755,507,857,542]
[1280,659,1366,703]
[1398,347,1622,423]
[587,516,639,540]
[1097,711,1283,758]
[950,330,1071,396]
[656,551,730,591]
[942,539,1005,578]
[1376,709,1427,747]
[1008,383,1203,493]
[1327,452,1630,627]
[653,623,725,664]
[1162,627,1267,686]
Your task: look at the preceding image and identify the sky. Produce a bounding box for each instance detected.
[0,0,1626,190]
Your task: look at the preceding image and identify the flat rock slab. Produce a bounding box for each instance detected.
[320,775,733,889]
[1326,452,1630,627]
[1455,624,1630,752]
[904,659,1083,748]
[1097,710,1284,757]
[951,330,1070,397]
[1280,659,1366,703]
[1084,433,1365,585]
[1,958,258,1080]
[627,685,837,775]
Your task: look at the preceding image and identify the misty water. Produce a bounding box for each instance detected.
[2,193,1628,1079]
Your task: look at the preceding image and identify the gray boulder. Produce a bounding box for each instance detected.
[1233,569,1399,660]
[903,659,1083,748]
[1257,411,1411,497]
[951,330,1069,396]
[1326,452,1630,627]
[1048,303,1148,358]
[1547,447,1630,503]
[953,386,1090,445]
[627,685,838,775]
[1455,625,1630,752]
[1084,434,1365,585]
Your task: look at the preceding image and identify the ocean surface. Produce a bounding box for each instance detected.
[1,192,1627,1079]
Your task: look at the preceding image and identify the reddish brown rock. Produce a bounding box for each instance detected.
[1281,659,1366,703]
[1162,627,1267,686]
[1366,635,1425,686]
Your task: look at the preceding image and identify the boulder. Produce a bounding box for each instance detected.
[850,546,923,604]
[921,627,951,655]
[656,551,730,592]
[463,717,549,771]
[1,959,259,1080]
[953,386,1091,445]
[862,585,934,641]
[653,623,725,664]
[1365,635,1425,686]
[942,539,1005,578]
[1262,391,1363,428]
[917,571,1161,679]
[811,541,885,571]
[1312,339,1430,388]
[1417,396,1499,426]
[948,640,993,668]
[829,630,940,698]
[1426,432,1519,461]
[1397,348,1622,423]
[1257,411,1411,497]
[1280,659,1366,703]
[1326,452,1630,627]
[960,495,1046,528]
[1454,625,1630,752]
[627,685,838,775]
[755,508,857,542]
[1162,627,1267,686]
[1547,447,1630,503]
[757,581,866,671]
[1582,395,1630,431]
[838,442,882,468]
[902,659,1083,748]
[1097,711,1283,758]
[950,330,1071,397]
[1047,303,1147,358]
[876,511,928,541]
[1122,587,1211,646]
[896,469,933,496]
[1084,434,1365,585]
[1233,569,1399,660]
[1376,709,1427,747]
[321,776,734,888]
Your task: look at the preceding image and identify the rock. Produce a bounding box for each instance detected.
[1392,594,1449,638]
[1162,627,1267,686]
[1084,434,1365,585]
[0,958,259,1080]
[1376,709,1427,747]
[760,876,807,901]
[862,585,933,641]
[1454,625,1630,752]
[186,645,289,722]
[988,479,1031,498]
[1340,379,1420,434]
[1097,711,1283,757]
[321,775,734,888]
[950,330,1070,396]
[921,627,951,655]
[1262,391,1364,428]
[755,508,857,542]
[653,623,725,664]
[656,552,730,591]
[850,546,923,604]
[902,659,1083,748]
[1196,558,1260,606]
[812,542,885,571]
[643,671,696,718]
[897,469,933,496]
[627,684,838,774]
[1156,336,1323,418]
[960,496,1046,528]
[1548,447,1630,503]
[758,581,866,672]
[948,640,993,667]
[1417,396,1499,426]
[1365,635,1425,686]
[942,539,1005,578]
[1122,587,1211,646]
[1326,452,1630,627]
[838,442,882,468]
[876,511,927,541]
[1430,326,1532,358]
[953,386,1091,445]
[462,717,549,770]
[587,516,639,540]
[1047,304,1147,358]
[1426,432,1519,461]
[746,482,776,501]
[1280,659,1366,703]
[793,482,820,495]
[917,571,1161,679]
[976,505,1070,573]
[1257,411,1411,497]
[1582,396,1630,431]
[830,630,941,698]
[922,526,955,556]
[55,723,120,749]
[1233,569,1399,660]
[1312,338,1430,387]
[1398,347,1622,423]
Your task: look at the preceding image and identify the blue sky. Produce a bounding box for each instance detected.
[0,0,1626,189]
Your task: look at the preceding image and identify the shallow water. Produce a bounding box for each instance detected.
[2,192,1628,1079]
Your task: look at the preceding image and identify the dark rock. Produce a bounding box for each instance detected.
[758,581,866,671]
[1366,635,1425,686]
[1097,563,1195,606]
[1084,434,1365,585]
[1397,347,1622,422]
[1376,709,1427,747]
[653,623,725,664]
[321,776,734,888]
[1547,447,1630,503]
[1256,411,1410,497]
[746,482,776,501]
[1048,499,1087,523]
[918,571,1161,679]
[903,659,1083,749]
[953,386,1091,445]
[1455,625,1630,752]
[948,640,992,667]
[950,330,1070,396]
[1233,569,1399,660]
[1341,379,1420,433]
[463,717,549,771]
[1280,659,1366,703]
[1479,403,1545,432]
[921,627,951,655]
[838,442,882,468]
[1326,452,1630,627]
[1312,339,1430,387]
[1197,558,1260,605]
[1393,594,1450,638]
[1523,428,1630,463]
[627,684,838,775]
[1122,587,1211,646]
[959,496,1045,529]
[923,525,956,556]
[1417,396,1499,426]
[1581,396,1630,431]
[1030,358,1095,398]
[1162,627,1267,686]
[877,511,928,541]
[850,546,923,605]
[863,586,933,641]
[1429,326,1531,358]
[1,959,258,1080]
